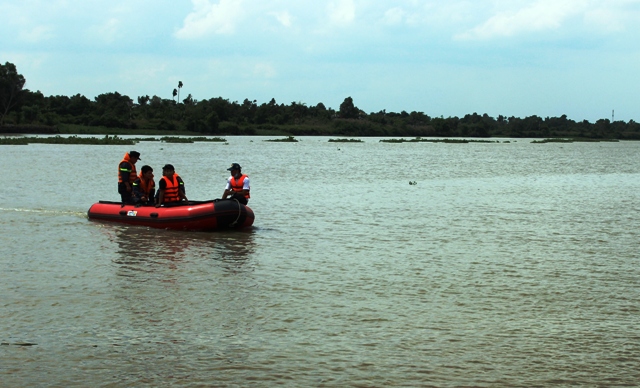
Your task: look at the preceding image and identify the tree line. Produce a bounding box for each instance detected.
[2,61,639,139]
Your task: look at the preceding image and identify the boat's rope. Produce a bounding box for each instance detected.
[229,198,242,227]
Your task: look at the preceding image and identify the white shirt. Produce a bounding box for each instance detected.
[225,175,250,190]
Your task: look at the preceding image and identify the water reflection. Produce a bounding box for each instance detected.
[96,224,261,348]
[106,224,257,275]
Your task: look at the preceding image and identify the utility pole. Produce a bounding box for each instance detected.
[612,109,614,122]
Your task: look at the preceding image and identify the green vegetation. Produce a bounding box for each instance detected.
[264,136,298,142]
[0,135,229,145]
[531,138,620,143]
[159,136,227,143]
[379,137,500,143]
[2,61,639,140]
[329,138,363,142]
[0,135,136,145]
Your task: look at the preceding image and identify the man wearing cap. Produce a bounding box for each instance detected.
[156,164,187,207]
[118,151,141,204]
[222,163,250,205]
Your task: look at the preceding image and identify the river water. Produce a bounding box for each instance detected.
[1,136,639,387]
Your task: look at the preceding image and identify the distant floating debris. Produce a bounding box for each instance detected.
[409,181,417,185]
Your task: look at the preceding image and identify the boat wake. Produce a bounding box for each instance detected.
[0,207,86,217]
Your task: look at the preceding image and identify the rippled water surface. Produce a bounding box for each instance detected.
[1,137,639,386]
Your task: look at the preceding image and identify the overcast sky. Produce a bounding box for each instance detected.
[2,0,639,122]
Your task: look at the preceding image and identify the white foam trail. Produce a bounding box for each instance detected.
[0,207,86,216]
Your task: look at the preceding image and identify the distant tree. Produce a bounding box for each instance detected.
[240,98,257,122]
[172,88,177,102]
[137,95,150,106]
[289,101,308,122]
[206,111,220,133]
[209,97,232,121]
[67,94,92,116]
[94,92,133,117]
[339,96,359,119]
[0,62,27,125]
[177,81,183,103]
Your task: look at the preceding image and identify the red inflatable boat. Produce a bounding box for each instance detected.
[87,199,254,231]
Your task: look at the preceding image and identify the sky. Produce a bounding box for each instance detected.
[2,0,640,122]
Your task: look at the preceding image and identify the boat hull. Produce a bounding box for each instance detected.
[87,200,254,231]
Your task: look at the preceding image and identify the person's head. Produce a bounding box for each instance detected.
[129,151,141,163]
[140,165,153,179]
[162,164,175,177]
[227,163,242,177]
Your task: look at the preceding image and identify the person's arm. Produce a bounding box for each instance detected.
[240,176,250,197]
[132,180,143,200]
[156,190,164,207]
[172,176,186,201]
[119,162,132,191]
[155,179,165,207]
[222,179,232,199]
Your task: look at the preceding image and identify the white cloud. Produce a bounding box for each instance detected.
[175,0,245,39]
[20,25,55,43]
[383,7,406,25]
[327,0,356,24]
[254,62,277,78]
[95,18,121,44]
[270,11,292,27]
[583,6,628,32]
[455,0,590,40]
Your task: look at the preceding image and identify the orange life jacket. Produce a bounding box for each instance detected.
[118,153,137,183]
[133,172,155,196]
[230,174,250,199]
[161,174,182,203]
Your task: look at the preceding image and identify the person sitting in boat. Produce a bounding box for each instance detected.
[221,163,250,205]
[118,150,141,204]
[131,165,156,206]
[156,164,187,207]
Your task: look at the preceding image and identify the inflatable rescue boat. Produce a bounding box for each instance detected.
[87,199,254,231]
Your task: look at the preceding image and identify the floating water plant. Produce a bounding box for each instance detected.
[532,138,619,143]
[380,137,499,143]
[264,136,298,142]
[160,136,227,143]
[328,138,363,142]
[0,135,136,145]
[531,138,574,143]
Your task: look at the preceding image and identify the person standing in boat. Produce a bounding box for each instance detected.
[222,163,250,205]
[131,165,156,206]
[156,164,187,207]
[118,150,141,204]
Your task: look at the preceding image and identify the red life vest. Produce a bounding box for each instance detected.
[230,174,250,199]
[118,153,137,183]
[134,172,155,196]
[161,174,181,203]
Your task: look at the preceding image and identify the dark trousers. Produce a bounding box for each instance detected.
[118,183,133,204]
[230,193,248,205]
